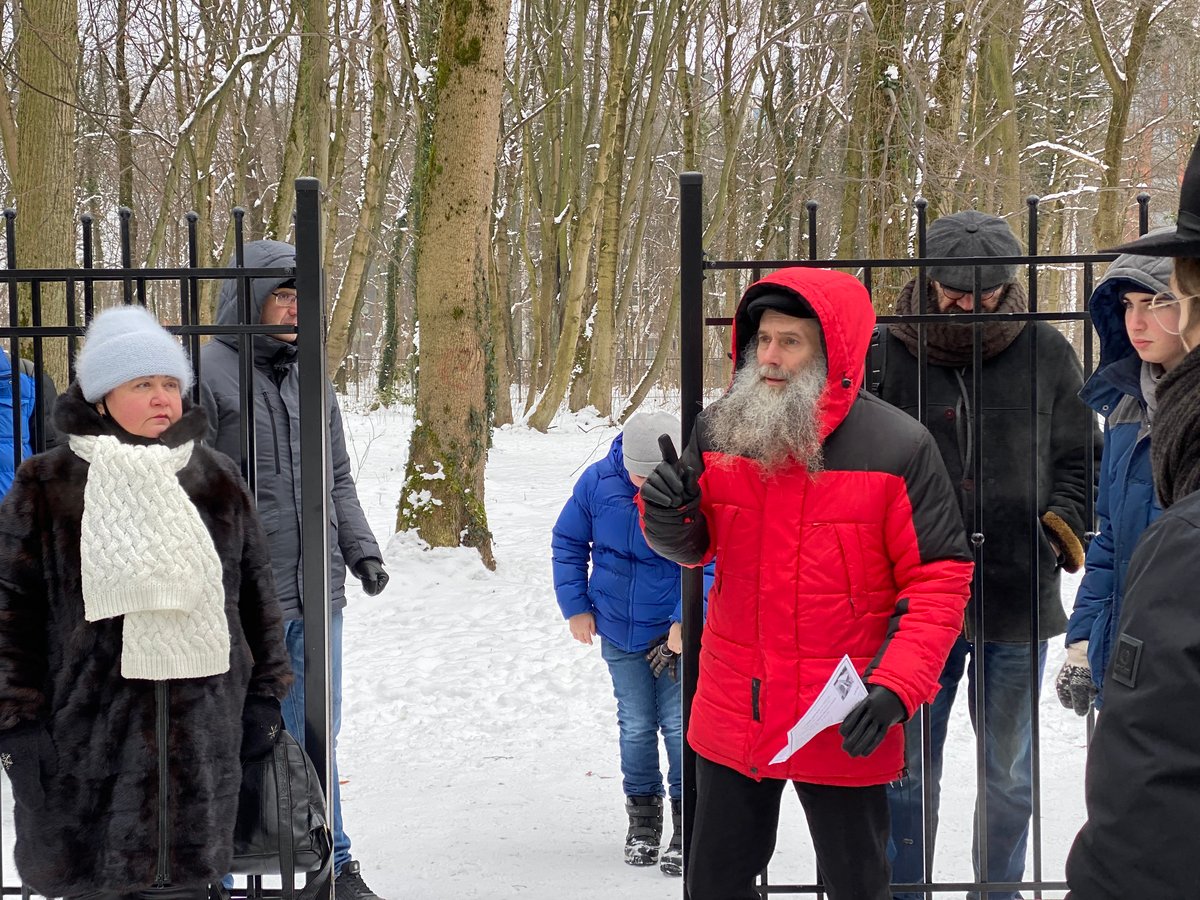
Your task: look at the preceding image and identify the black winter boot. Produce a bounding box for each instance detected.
[660,798,682,876]
[624,795,663,866]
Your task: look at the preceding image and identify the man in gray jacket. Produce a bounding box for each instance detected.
[200,239,390,900]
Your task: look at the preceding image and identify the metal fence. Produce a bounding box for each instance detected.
[674,172,1153,899]
[0,180,334,900]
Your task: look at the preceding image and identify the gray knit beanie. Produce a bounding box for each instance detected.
[926,211,1022,291]
[76,305,194,403]
[622,410,681,477]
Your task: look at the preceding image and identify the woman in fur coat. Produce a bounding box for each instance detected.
[0,305,292,900]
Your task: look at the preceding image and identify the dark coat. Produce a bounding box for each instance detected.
[199,239,381,620]
[877,312,1096,641]
[1065,253,1174,705]
[0,386,292,897]
[1064,488,1200,900]
[642,267,973,786]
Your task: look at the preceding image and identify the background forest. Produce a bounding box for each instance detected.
[2,0,1198,560]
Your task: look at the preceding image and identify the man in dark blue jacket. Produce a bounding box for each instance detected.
[552,410,686,877]
[200,240,389,900]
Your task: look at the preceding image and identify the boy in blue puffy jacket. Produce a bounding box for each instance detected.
[552,410,686,877]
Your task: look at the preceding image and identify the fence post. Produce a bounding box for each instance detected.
[295,177,334,900]
[679,171,705,900]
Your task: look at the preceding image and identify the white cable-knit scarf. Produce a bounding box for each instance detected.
[69,434,231,680]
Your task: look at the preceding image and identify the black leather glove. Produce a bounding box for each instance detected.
[241,696,283,761]
[839,685,906,758]
[1055,642,1096,717]
[645,635,679,683]
[640,435,700,512]
[353,558,389,596]
[0,722,56,805]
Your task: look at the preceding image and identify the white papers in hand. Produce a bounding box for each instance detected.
[769,655,868,765]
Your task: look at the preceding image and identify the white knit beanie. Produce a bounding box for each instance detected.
[76,305,194,403]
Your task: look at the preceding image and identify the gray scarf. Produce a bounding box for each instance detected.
[891,279,1028,366]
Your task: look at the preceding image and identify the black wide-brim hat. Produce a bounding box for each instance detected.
[1106,131,1200,257]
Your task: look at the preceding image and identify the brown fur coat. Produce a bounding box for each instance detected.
[0,384,292,896]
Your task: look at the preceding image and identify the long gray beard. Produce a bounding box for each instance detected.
[707,349,827,472]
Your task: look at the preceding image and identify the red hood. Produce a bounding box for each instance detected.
[731,267,876,440]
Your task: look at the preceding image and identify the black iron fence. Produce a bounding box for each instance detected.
[675,172,1153,899]
[0,179,334,900]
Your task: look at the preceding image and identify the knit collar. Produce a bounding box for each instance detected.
[53,382,208,446]
[890,278,1028,366]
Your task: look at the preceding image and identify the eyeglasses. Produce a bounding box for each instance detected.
[937,284,1003,304]
[269,290,298,308]
[1147,291,1184,335]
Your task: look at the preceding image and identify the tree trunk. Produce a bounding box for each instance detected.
[527,0,634,432]
[325,0,393,376]
[14,0,79,387]
[266,0,331,238]
[397,0,512,569]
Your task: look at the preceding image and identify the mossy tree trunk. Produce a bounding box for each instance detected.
[396,0,511,570]
[14,0,79,386]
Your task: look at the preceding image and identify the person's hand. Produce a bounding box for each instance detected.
[241,696,283,761]
[1055,641,1096,716]
[353,558,389,596]
[667,621,682,654]
[568,612,596,645]
[646,634,679,682]
[640,435,700,511]
[839,685,905,757]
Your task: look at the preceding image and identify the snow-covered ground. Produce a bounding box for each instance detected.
[3,399,1088,899]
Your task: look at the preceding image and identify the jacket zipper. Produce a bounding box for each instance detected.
[262,392,282,474]
[155,681,171,887]
[751,678,761,722]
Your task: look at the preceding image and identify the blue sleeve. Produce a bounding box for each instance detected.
[551,467,598,620]
[1067,424,1117,645]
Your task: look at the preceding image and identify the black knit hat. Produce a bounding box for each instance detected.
[745,291,815,322]
[925,211,1022,291]
[1106,132,1200,257]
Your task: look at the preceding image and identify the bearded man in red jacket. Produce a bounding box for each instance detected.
[641,267,974,900]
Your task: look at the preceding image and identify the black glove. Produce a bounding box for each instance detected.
[640,435,700,512]
[241,696,283,761]
[839,685,906,758]
[0,722,56,806]
[1055,643,1096,717]
[645,635,679,683]
[353,558,389,596]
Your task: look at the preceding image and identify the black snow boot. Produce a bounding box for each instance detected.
[660,798,682,876]
[624,795,663,866]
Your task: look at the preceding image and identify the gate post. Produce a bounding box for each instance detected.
[679,171,705,898]
[295,176,334,899]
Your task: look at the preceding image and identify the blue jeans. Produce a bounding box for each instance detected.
[887,636,1047,900]
[281,610,351,875]
[600,638,682,801]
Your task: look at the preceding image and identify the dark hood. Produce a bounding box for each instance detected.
[1080,239,1175,412]
[1088,237,1174,370]
[732,267,876,440]
[214,239,297,348]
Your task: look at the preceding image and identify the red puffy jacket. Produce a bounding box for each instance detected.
[644,267,973,785]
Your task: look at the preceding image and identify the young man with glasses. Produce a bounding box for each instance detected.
[872,210,1098,900]
[1057,235,1186,721]
[199,240,392,900]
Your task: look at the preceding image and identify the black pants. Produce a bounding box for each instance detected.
[687,755,892,900]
